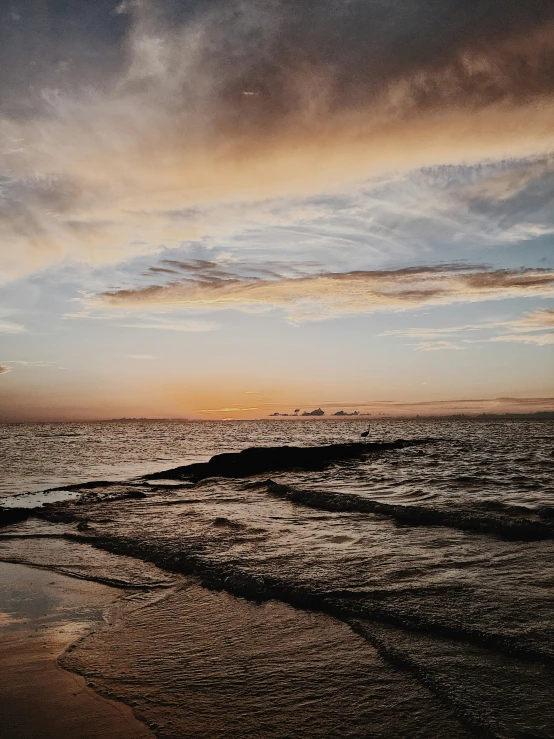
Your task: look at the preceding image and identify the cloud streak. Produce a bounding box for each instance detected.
[117,315,218,332]
[99,265,554,321]
[491,309,554,345]
[379,309,554,350]
[0,319,25,334]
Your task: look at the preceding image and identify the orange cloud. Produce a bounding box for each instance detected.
[100,266,554,321]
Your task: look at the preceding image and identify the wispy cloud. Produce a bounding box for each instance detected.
[99,265,554,322]
[0,360,54,367]
[117,316,218,332]
[329,396,554,415]
[413,340,466,352]
[379,309,554,350]
[0,360,67,371]
[0,365,11,375]
[491,332,554,346]
[380,324,490,339]
[199,407,260,414]
[500,309,554,332]
[370,396,554,415]
[0,319,25,334]
[490,310,554,345]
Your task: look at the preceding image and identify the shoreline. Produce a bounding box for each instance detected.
[0,561,154,739]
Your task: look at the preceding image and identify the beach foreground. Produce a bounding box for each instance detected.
[0,562,153,739]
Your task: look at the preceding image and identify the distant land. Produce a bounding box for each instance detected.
[1,412,553,424]
[268,411,554,420]
[270,408,368,417]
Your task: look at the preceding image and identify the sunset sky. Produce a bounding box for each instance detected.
[1,0,553,421]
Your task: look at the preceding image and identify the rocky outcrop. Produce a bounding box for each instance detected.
[145,439,433,482]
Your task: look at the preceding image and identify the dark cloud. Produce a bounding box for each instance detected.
[0,1,130,116]
[221,0,554,124]
[4,1,554,129]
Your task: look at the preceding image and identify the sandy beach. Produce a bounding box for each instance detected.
[0,562,153,739]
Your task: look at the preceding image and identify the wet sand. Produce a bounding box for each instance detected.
[0,562,154,739]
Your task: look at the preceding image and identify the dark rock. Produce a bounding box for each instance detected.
[0,507,30,529]
[145,439,433,482]
[125,489,148,499]
[212,517,245,529]
[42,480,118,493]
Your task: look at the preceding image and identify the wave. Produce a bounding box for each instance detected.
[265,481,554,541]
[55,527,552,667]
[350,620,554,739]
[3,442,552,666]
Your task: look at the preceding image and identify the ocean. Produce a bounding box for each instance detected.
[0,419,553,738]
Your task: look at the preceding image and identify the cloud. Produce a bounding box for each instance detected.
[379,309,554,349]
[371,396,554,415]
[490,309,554,345]
[3,2,554,279]
[0,360,54,366]
[413,340,466,352]
[491,332,554,345]
[199,407,260,414]
[380,324,489,339]
[261,396,554,416]
[502,309,554,332]
[0,365,10,375]
[0,360,66,370]
[0,319,25,334]
[117,315,218,332]
[99,265,554,321]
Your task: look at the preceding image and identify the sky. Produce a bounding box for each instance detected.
[0,0,553,421]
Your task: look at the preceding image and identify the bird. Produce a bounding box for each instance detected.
[360,424,371,438]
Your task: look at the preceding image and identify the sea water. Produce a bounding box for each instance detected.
[0,419,553,738]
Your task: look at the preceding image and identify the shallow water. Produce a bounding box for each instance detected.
[2,419,553,508]
[61,583,473,739]
[1,419,553,738]
[2,419,375,495]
